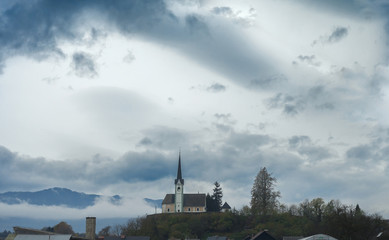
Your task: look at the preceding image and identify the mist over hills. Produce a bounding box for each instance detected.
[0,188,164,232]
[0,187,121,209]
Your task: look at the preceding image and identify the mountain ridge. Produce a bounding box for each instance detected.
[0,187,120,209]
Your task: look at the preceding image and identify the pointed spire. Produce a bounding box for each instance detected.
[177,151,182,180]
[175,150,184,184]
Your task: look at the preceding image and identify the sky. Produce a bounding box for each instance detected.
[0,0,389,221]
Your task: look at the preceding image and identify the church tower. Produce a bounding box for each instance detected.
[174,152,184,212]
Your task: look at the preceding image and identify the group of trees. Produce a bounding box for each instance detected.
[246,167,388,240]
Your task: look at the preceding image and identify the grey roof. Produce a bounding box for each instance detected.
[299,234,337,240]
[13,227,56,235]
[162,194,174,204]
[221,202,231,209]
[162,194,206,207]
[100,237,149,240]
[207,236,228,240]
[14,235,72,240]
[126,237,150,240]
[251,231,276,240]
[283,237,303,240]
[183,194,206,207]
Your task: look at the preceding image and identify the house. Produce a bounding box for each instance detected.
[98,237,150,240]
[207,236,228,240]
[376,231,389,240]
[299,234,337,240]
[245,231,276,240]
[221,202,231,212]
[162,152,206,213]
[283,237,303,240]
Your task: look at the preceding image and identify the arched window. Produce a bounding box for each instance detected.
[167,208,170,212]
[197,208,199,211]
[188,208,191,211]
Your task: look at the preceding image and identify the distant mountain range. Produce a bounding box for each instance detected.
[0,187,163,210]
[0,187,121,209]
[0,187,165,232]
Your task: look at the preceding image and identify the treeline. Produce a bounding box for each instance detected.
[100,167,388,240]
[100,198,387,240]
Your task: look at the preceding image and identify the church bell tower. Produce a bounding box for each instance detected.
[174,152,184,212]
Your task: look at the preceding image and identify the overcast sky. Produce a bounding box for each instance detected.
[0,0,389,220]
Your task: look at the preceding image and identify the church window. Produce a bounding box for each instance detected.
[167,208,170,212]
[188,208,191,211]
[197,208,199,211]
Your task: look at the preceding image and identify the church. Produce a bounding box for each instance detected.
[162,153,206,213]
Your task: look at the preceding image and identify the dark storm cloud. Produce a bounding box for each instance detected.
[0,0,168,72]
[185,15,209,36]
[71,52,97,78]
[0,0,274,87]
[0,145,175,191]
[207,83,226,93]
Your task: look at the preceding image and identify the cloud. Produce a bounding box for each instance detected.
[211,7,233,16]
[266,93,305,116]
[137,126,191,151]
[312,26,349,45]
[123,50,135,64]
[207,83,226,92]
[249,74,287,90]
[346,144,372,160]
[0,0,277,89]
[328,26,349,43]
[296,55,321,67]
[0,0,168,73]
[71,52,98,78]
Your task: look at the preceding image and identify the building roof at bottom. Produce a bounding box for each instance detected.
[299,234,337,240]
[102,237,150,240]
[14,235,72,240]
[162,193,206,206]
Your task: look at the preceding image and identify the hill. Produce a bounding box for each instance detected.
[0,187,121,209]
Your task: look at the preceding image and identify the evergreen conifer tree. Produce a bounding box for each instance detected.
[212,181,223,211]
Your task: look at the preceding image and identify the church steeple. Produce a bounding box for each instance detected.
[174,151,184,212]
[175,151,184,184]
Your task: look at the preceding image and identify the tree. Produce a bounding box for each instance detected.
[98,226,111,236]
[250,167,280,216]
[53,221,74,234]
[212,181,223,211]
